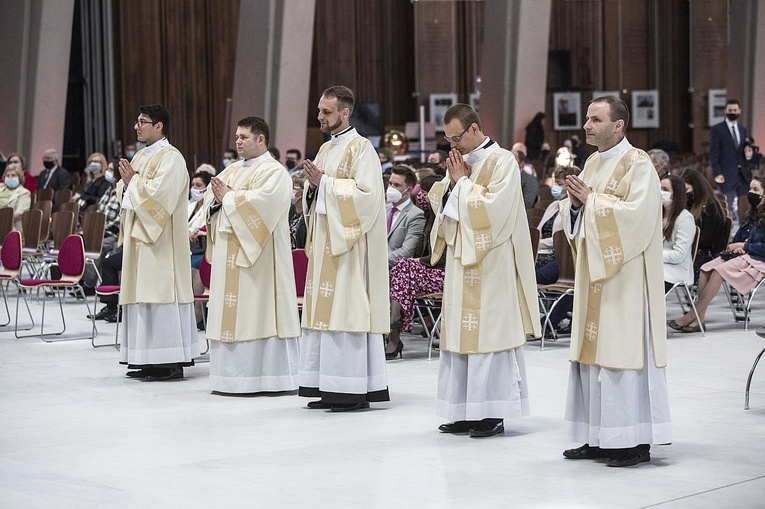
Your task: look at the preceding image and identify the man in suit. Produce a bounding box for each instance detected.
[709,98,751,222]
[37,149,72,191]
[386,165,425,267]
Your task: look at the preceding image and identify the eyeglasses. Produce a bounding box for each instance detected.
[443,124,471,143]
[135,119,157,127]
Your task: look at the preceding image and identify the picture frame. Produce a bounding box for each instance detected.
[631,90,659,129]
[429,93,458,132]
[708,88,727,127]
[553,92,581,131]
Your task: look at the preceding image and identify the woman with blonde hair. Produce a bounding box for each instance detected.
[0,164,32,232]
[74,152,110,208]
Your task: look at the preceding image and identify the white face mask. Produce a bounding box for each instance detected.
[125,150,136,159]
[660,190,673,207]
[291,189,301,205]
[550,184,564,200]
[223,158,234,168]
[189,188,206,202]
[104,170,116,183]
[386,186,403,204]
[88,162,101,173]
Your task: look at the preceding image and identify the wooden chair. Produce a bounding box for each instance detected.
[36,188,53,203]
[49,210,75,253]
[526,208,545,228]
[537,230,576,350]
[535,199,554,211]
[0,207,14,245]
[58,202,80,232]
[20,209,44,277]
[0,231,33,328]
[82,212,106,283]
[70,172,81,194]
[529,226,540,263]
[537,184,553,203]
[32,200,52,244]
[53,189,72,212]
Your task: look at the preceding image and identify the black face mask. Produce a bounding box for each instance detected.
[286,159,296,170]
[541,149,550,158]
[727,113,740,122]
[686,192,694,208]
[747,191,762,208]
[43,160,55,170]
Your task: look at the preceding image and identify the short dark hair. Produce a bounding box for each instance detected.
[443,103,481,131]
[268,147,280,160]
[287,148,302,160]
[420,174,441,193]
[590,96,629,128]
[191,171,212,186]
[726,98,741,108]
[237,116,270,147]
[224,148,237,157]
[322,85,355,115]
[138,104,170,135]
[391,165,417,188]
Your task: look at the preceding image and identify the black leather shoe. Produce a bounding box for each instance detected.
[438,420,478,434]
[469,420,504,438]
[605,446,651,467]
[88,306,114,321]
[667,319,683,331]
[125,369,153,379]
[563,444,609,459]
[307,400,334,409]
[104,309,121,323]
[329,402,370,412]
[147,367,184,381]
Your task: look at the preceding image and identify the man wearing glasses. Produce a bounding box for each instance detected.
[117,104,199,380]
[428,103,540,438]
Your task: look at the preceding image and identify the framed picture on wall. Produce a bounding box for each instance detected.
[708,89,727,127]
[631,90,659,129]
[553,92,581,130]
[429,93,458,132]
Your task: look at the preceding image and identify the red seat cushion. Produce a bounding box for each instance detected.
[19,279,77,287]
[96,285,120,294]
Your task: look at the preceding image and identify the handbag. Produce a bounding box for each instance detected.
[719,251,741,261]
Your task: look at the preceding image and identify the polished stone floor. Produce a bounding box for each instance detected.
[1,290,764,508]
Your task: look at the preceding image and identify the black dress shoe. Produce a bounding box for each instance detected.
[125,369,153,379]
[329,401,370,412]
[147,367,184,381]
[469,419,504,438]
[104,309,120,323]
[667,319,683,331]
[88,306,113,321]
[307,400,334,409]
[605,445,651,467]
[438,420,478,434]
[563,444,609,459]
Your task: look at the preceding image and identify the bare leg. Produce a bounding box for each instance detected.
[678,271,724,326]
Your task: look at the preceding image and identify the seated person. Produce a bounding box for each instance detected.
[188,171,211,270]
[289,171,307,249]
[386,165,425,267]
[0,163,32,233]
[74,152,111,209]
[6,152,37,194]
[661,175,696,292]
[669,177,765,333]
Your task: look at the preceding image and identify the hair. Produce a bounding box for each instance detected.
[378,148,394,163]
[322,85,355,115]
[590,95,630,129]
[191,171,212,187]
[224,148,237,157]
[138,104,170,135]
[268,147,280,160]
[679,168,724,222]
[726,99,741,108]
[286,148,302,160]
[3,164,25,186]
[553,165,581,180]
[196,163,217,175]
[419,174,440,193]
[108,159,122,182]
[44,148,60,161]
[291,170,306,188]
[429,150,448,163]
[416,168,436,182]
[662,175,687,241]
[237,116,271,147]
[648,148,670,169]
[7,152,27,170]
[747,176,765,224]
[391,165,417,189]
[443,103,481,131]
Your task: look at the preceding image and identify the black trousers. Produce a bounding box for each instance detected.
[99,247,123,309]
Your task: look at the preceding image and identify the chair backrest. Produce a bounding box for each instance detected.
[1,230,22,272]
[57,234,85,279]
[70,172,81,194]
[526,208,545,228]
[20,209,43,250]
[552,230,576,284]
[691,226,701,264]
[535,199,554,211]
[84,203,98,215]
[36,188,53,202]
[198,255,211,290]
[50,210,75,250]
[53,188,72,205]
[529,226,540,262]
[58,201,80,232]
[32,200,52,238]
[292,249,309,297]
[0,207,14,242]
[537,184,553,203]
[82,212,106,253]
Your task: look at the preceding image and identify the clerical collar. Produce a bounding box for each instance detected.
[330,126,359,145]
[598,136,632,159]
[465,136,497,166]
[242,151,272,167]
[331,126,354,138]
[143,137,170,155]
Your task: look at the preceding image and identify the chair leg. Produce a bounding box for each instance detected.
[200,303,210,355]
[745,347,765,410]
[682,283,705,337]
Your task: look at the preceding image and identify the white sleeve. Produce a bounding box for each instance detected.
[442,176,468,221]
[315,175,327,215]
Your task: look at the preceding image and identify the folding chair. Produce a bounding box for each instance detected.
[537,230,575,350]
[414,293,442,360]
[82,212,106,284]
[194,256,212,355]
[20,209,43,278]
[745,328,765,410]
[666,227,705,336]
[36,188,53,203]
[0,207,14,244]
[15,234,93,341]
[58,201,80,232]
[0,231,33,328]
[91,285,120,349]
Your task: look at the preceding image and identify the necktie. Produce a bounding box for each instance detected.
[732,125,739,147]
[43,169,53,188]
[387,207,397,233]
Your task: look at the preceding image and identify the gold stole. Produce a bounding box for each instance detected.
[428,152,500,351]
[303,137,366,330]
[214,160,272,342]
[578,148,641,364]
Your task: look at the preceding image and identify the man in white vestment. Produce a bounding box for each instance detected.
[429,104,541,438]
[560,96,671,467]
[118,104,199,380]
[298,85,390,412]
[204,116,300,394]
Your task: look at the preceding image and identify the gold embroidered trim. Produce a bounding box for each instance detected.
[218,234,241,342]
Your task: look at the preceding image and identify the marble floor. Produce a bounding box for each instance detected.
[1,290,764,509]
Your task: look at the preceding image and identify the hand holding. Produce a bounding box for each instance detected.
[303,159,324,189]
[565,175,592,209]
[714,175,725,184]
[118,158,137,185]
[210,176,231,202]
[446,149,471,187]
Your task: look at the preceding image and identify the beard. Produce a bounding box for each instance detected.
[320,117,343,134]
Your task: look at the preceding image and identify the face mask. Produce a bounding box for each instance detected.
[661,190,673,207]
[286,159,296,170]
[386,186,403,204]
[550,184,564,200]
[43,160,55,170]
[125,150,136,159]
[104,170,116,183]
[88,162,101,173]
[686,192,694,208]
[727,113,740,122]
[4,177,19,189]
[189,188,206,202]
[291,189,301,205]
[747,191,762,208]
[223,158,234,168]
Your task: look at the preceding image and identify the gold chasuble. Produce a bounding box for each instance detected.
[301,131,389,334]
[119,140,193,306]
[560,139,667,370]
[428,144,541,354]
[203,156,300,342]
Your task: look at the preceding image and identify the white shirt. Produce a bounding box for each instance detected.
[441,136,497,221]
[388,196,412,228]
